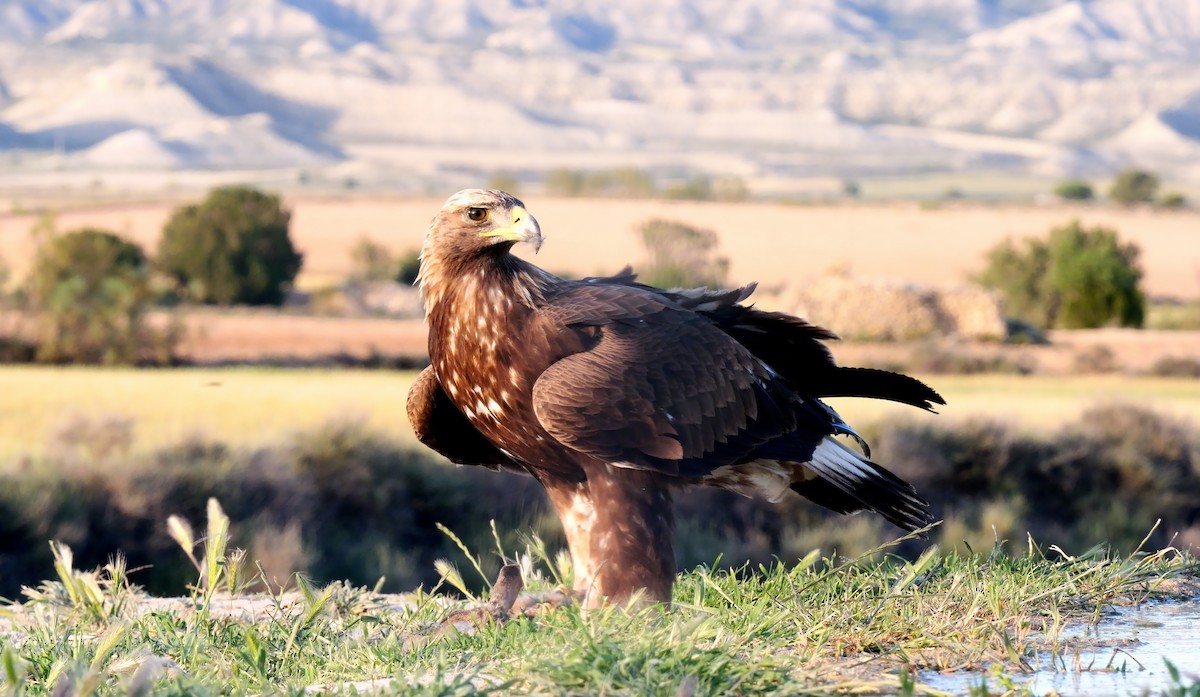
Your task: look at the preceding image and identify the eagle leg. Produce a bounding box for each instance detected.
[539,465,676,608]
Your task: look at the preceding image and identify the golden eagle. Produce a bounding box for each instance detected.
[408,189,942,606]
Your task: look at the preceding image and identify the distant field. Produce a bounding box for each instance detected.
[2,366,1197,462]
[1,197,1197,298]
[0,366,419,463]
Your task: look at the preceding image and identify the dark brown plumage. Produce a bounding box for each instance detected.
[407,189,944,606]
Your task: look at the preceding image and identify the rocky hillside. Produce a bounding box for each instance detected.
[1,0,1199,188]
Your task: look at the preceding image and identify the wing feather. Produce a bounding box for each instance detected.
[532,285,794,473]
[406,366,524,471]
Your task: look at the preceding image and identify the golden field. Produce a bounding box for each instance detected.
[2,366,1198,463]
[2,196,1198,298]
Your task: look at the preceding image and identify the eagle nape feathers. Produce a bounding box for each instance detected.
[407,189,943,607]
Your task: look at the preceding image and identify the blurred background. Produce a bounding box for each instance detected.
[0,0,1198,598]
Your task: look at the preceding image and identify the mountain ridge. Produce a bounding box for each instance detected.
[1,0,1199,188]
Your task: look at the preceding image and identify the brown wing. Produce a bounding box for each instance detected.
[406,366,524,472]
[532,284,797,475]
[584,271,944,412]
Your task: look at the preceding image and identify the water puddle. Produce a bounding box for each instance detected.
[922,601,1200,695]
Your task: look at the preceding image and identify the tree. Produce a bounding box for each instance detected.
[1054,179,1094,201]
[637,219,729,289]
[976,221,1145,330]
[976,237,1052,327]
[27,228,174,364]
[1044,222,1144,328]
[1108,168,1159,204]
[158,187,302,305]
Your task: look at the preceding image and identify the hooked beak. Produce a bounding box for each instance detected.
[481,205,543,253]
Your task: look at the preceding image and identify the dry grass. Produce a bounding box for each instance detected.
[2,197,1197,298]
[0,366,419,463]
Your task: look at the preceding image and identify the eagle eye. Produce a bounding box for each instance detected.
[466,207,488,223]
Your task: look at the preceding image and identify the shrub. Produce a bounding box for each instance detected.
[1054,179,1094,201]
[1146,300,1200,330]
[0,251,9,296]
[875,404,1200,554]
[660,175,748,202]
[637,219,729,289]
[396,248,422,286]
[546,167,659,198]
[588,167,656,198]
[1108,168,1160,204]
[664,177,713,201]
[976,220,1145,329]
[903,343,1036,375]
[349,237,398,283]
[3,406,1199,597]
[1159,192,1187,209]
[348,237,421,287]
[485,171,521,195]
[545,168,585,197]
[26,227,175,365]
[1071,344,1119,374]
[158,186,302,305]
[0,423,552,598]
[1148,355,1200,378]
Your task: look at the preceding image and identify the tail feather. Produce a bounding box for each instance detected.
[792,438,936,534]
[812,367,945,412]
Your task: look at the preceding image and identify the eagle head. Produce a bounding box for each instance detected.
[424,189,543,261]
[418,188,545,311]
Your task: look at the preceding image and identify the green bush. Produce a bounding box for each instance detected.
[976,221,1145,329]
[158,186,302,305]
[396,248,422,286]
[26,227,175,365]
[1054,179,1094,201]
[637,219,730,289]
[1108,168,1160,204]
[1158,192,1187,208]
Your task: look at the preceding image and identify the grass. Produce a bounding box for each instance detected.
[1,505,1197,696]
[0,366,420,463]
[2,366,1200,462]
